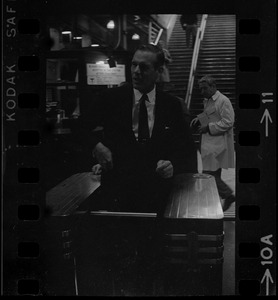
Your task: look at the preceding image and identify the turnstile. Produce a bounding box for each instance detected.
[44,172,224,296]
[161,173,224,295]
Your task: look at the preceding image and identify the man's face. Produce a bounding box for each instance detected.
[199,82,216,99]
[131,50,162,93]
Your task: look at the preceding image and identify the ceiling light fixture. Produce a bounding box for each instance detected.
[132,33,140,40]
[107,20,115,29]
[61,31,72,35]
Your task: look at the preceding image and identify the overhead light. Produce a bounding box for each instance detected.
[107,20,115,29]
[73,36,82,40]
[91,44,100,47]
[132,33,140,40]
[62,31,72,35]
[61,31,72,44]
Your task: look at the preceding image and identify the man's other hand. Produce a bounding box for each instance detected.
[93,142,113,171]
[156,160,174,178]
[190,117,199,127]
[91,164,102,175]
[198,124,209,134]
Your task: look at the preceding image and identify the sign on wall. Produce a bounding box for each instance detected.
[87,63,126,85]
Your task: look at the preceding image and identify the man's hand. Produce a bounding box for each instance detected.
[93,142,113,171]
[91,164,102,175]
[198,124,209,134]
[190,117,199,128]
[156,160,174,179]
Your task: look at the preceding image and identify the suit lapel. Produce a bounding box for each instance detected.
[120,85,136,140]
[121,85,133,125]
[151,90,165,139]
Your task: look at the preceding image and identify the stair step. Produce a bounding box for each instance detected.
[197,66,236,69]
[198,59,235,63]
[204,33,236,36]
[169,66,191,71]
[199,53,235,58]
[202,42,236,46]
[169,44,194,48]
[202,40,236,44]
[200,49,235,53]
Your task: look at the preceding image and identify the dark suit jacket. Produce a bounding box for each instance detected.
[81,84,197,212]
[180,14,198,26]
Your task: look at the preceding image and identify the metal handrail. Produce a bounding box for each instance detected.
[154,28,163,45]
[185,14,208,109]
[149,19,164,45]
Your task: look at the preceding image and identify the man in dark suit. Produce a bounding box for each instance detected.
[85,44,197,213]
[180,14,198,48]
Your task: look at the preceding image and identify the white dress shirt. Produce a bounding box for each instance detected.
[132,87,156,139]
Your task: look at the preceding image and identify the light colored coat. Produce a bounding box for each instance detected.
[200,90,235,171]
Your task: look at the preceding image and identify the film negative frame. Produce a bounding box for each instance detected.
[2,0,276,296]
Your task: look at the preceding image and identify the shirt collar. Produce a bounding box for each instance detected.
[211,90,220,101]
[134,86,156,104]
[204,90,220,102]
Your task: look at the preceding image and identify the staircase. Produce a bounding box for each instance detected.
[167,15,201,100]
[190,15,236,118]
[167,15,235,118]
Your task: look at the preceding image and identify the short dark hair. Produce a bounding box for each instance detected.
[198,75,217,87]
[135,44,165,69]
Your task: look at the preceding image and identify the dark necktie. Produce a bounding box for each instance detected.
[138,94,150,143]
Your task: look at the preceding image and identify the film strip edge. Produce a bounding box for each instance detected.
[2,0,276,296]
